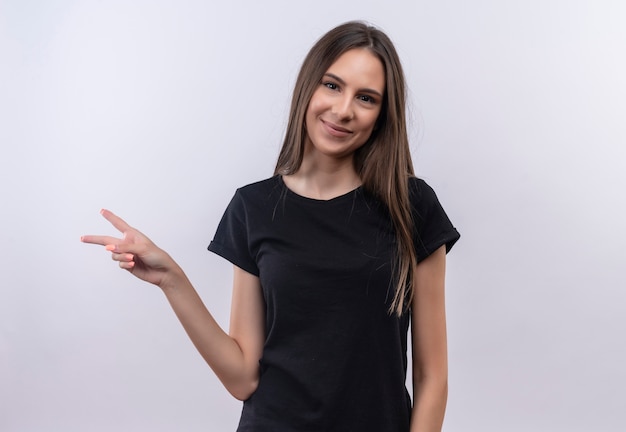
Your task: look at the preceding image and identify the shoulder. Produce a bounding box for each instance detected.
[236,175,282,195]
[226,175,285,217]
[212,176,283,238]
[408,176,432,195]
[407,176,460,259]
[407,177,439,215]
[233,175,284,202]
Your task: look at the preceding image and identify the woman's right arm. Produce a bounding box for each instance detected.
[81,209,265,401]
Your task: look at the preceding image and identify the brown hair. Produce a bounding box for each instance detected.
[274,21,416,316]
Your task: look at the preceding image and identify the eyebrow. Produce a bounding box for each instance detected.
[323,73,384,99]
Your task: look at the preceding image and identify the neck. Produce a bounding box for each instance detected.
[283,151,361,201]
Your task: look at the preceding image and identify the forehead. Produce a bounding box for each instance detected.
[325,48,385,93]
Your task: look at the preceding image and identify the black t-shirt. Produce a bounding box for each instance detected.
[208,175,459,432]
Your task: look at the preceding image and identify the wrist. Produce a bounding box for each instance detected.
[158,259,189,292]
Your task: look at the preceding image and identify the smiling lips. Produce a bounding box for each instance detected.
[321,119,352,138]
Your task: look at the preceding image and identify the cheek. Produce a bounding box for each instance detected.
[304,105,315,132]
[363,112,381,133]
[305,94,326,134]
[306,92,324,118]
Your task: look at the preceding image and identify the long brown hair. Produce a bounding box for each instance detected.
[274,21,416,316]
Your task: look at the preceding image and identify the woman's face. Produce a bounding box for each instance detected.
[304,48,385,162]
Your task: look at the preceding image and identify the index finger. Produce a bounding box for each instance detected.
[100,209,132,233]
[80,234,120,246]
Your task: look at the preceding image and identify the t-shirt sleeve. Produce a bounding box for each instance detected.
[410,178,460,263]
[207,190,260,276]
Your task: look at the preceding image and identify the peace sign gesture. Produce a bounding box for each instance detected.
[81,209,180,288]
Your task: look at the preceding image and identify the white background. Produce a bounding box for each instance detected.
[1,0,625,431]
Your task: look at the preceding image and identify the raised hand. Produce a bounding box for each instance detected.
[82,210,265,400]
[81,209,180,288]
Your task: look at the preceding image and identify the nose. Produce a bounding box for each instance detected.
[332,95,354,121]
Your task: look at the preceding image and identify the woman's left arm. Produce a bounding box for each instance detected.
[410,245,449,432]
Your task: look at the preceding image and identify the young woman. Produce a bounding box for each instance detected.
[82,21,460,432]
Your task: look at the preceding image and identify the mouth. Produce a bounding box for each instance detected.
[321,119,352,137]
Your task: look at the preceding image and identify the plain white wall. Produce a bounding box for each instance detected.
[1,0,625,431]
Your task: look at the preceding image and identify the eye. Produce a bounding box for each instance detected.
[323,81,338,90]
[358,95,376,104]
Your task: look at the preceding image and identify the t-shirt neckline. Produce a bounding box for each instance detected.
[277,175,363,205]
